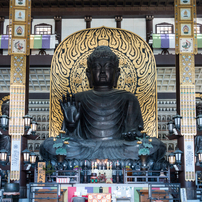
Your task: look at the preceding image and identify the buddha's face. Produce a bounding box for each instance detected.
[90,58,117,88]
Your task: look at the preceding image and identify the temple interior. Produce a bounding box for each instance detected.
[0,0,202,201]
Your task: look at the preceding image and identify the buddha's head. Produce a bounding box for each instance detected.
[86,46,120,91]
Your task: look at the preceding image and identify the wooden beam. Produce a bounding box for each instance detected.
[0,6,175,17]
[72,0,76,7]
[1,5,202,17]
[115,0,118,6]
[0,54,202,68]
[40,0,43,7]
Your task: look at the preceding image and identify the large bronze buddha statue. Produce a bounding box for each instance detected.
[40,46,166,163]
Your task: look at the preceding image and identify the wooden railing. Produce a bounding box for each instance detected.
[123,168,170,184]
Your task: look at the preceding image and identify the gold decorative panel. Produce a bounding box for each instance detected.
[50,26,157,138]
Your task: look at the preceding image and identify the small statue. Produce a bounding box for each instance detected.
[40,46,166,163]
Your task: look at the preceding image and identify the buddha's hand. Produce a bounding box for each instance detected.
[122,132,137,141]
[59,92,81,132]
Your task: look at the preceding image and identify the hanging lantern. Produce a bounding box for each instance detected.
[167,121,174,134]
[0,115,9,131]
[23,114,32,130]
[173,114,182,130]
[168,152,176,165]
[31,121,38,135]
[196,114,202,131]
[0,149,8,162]
[22,149,30,163]
[174,148,183,165]
[30,152,37,164]
[197,149,202,165]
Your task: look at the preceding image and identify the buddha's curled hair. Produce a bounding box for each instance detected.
[87,46,119,69]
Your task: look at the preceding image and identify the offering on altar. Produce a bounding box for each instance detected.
[98,173,106,183]
[90,173,98,183]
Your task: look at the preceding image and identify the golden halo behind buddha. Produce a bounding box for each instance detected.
[50,26,157,138]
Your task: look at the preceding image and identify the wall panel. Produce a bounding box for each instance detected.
[61,19,85,41]
[122,18,146,41]
[91,18,116,28]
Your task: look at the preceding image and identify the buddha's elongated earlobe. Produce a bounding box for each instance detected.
[113,68,120,88]
[86,68,93,88]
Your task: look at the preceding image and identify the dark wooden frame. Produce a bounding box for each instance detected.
[34,23,52,35]
[6,25,9,35]
[155,22,174,34]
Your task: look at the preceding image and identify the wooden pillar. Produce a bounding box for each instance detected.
[174,0,197,199]
[85,16,92,29]
[145,15,154,43]
[115,16,122,28]
[54,16,62,45]
[0,17,4,55]
[30,17,33,34]
[8,0,31,197]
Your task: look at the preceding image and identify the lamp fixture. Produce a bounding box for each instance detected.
[23,114,32,131]
[172,114,182,131]
[0,115,9,131]
[167,121,174,135]
[22,148,31,163]
[174,148,183,165]
[197,149,202,166]
[196,114,202,131]
[31,121,38,135]
[168,152,176,165]
[30,152,37,164]
[0,149,8,164]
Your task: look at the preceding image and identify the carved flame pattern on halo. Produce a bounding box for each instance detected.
[50,26,157,137]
